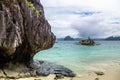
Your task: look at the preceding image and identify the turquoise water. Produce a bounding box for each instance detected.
[34,41,120,74]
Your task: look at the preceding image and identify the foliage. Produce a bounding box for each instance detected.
[27,0,41,15]
[27,1,35,10]
[35,10,41,15]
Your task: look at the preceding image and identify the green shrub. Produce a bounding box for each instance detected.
[27,1,35,10]
[35,10,41,15]
[27,0,41,15]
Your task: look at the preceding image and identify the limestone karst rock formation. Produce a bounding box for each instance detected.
[0,0,75,78]
[0,0,55,65]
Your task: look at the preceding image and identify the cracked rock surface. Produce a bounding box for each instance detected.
[0,0,55,64]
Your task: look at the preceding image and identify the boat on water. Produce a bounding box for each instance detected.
[79,37,95,45]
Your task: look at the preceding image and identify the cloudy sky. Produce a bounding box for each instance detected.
[40,0,120,38]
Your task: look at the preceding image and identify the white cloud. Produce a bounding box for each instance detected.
[41,0,120,38]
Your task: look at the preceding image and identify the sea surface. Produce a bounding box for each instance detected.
[34,40,120,74]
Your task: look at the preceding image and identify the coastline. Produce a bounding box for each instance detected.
[1,61,120,80]
[59,61,120,80]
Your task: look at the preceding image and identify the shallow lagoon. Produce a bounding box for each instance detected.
[34,41,120,74]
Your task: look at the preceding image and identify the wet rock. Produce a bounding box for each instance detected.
[30,60,76,77]
[94,71,104,75]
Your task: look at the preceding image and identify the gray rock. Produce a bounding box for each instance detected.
[0,0,55,64]
[36,68,50,76]
[94,71,104,75]
[30,60,76,77]
[29,70,37,76]
[30,60,42,69]
[55,73,64,78]
[0,60,75,78]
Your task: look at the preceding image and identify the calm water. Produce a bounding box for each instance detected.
[34,41,120,74]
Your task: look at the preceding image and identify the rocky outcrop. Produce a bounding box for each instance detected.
[0,0,55,65]
[0,60,75,79]
[64,36,74,41]
[0,0,76,79]
[30,60,75,78]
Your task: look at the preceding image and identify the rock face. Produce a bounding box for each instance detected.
[0,0,55,65]
[0,0,75,79]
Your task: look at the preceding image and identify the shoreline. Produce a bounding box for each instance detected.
[1,61,120,80]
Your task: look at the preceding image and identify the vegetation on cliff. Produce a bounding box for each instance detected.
[0,0,55,65]
[26,0,41,15]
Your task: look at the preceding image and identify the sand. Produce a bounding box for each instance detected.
[1,62,120,80]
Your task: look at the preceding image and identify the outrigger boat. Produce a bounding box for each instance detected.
[79,37,95,45]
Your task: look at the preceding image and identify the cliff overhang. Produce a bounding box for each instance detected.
[0,0,55,65]
[0,0,76,78]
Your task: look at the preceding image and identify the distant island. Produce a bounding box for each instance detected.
[57,36,120,41]
[105,36,120,40]
[64,36,74,41]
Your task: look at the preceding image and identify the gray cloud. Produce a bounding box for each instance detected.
[41,0,120,38]
[71,19,107,38]
[71,15,120,38]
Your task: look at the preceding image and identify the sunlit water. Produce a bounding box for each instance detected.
[34,41,120,74]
